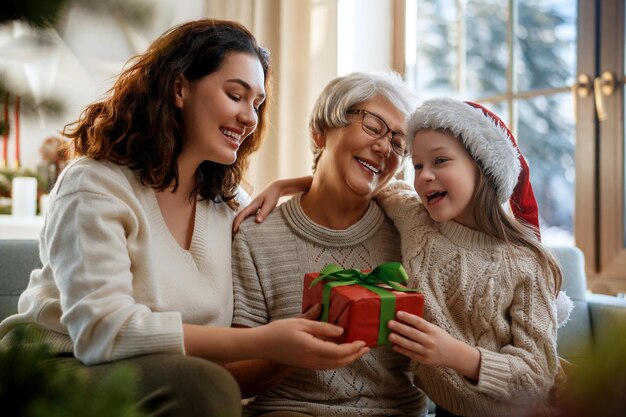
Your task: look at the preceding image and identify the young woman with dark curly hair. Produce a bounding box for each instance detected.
[0,19,368,417]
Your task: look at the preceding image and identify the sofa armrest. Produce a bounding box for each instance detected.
[0,239,41,320]
[588,294,626,345]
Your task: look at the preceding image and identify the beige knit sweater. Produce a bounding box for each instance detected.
[376,181,558,417]
[232,193,427,417]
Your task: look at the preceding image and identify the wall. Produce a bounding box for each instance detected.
[338,0,393,75]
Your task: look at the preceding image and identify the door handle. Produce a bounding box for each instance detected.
[573,74,593,120]
[593,71,617,121]
[574,73,593,98]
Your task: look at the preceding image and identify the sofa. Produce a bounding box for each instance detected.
[2,240,626,415]
[2,240,626,362]
[0,239,41,320]
[549,246,626,362]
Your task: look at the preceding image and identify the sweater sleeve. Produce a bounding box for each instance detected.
[473,258,558,403]
[375,180,419,229]
[375,180,429,262]
[47,176,183,365]
[231,225,270,328]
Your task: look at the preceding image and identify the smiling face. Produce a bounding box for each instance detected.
[175,52,266,165]
[412,129,479,228]
[314,96,405,202]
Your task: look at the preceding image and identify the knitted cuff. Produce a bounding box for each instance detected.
[475,347,511,398]
[113,311,185,361]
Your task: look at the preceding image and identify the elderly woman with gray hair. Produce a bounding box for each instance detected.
[229,72,427,417]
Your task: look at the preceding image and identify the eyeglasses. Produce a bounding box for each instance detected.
[346,109,409,157]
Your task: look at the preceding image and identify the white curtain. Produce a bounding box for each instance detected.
[204,0,339,195]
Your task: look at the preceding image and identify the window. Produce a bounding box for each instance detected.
[402,0,577,247]
[398,0,626,293]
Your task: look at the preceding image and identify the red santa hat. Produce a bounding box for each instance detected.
[407,97,540,236]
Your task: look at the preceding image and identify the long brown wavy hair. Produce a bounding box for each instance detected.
[64,19,271,209]
[472,170,562,294]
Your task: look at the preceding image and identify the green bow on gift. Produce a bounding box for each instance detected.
[309,262,418,345]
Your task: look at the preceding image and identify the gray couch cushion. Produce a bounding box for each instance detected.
[550,246,594,362]
[0,239,41,320]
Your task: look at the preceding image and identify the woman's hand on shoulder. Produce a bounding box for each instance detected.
[255,316,369,370]
[233,181,282,233]
[232,176,313,233]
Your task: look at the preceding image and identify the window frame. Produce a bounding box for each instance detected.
[394,0,626,294]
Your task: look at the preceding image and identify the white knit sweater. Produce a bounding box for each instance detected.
[376,181,558,417]
[0,158,248,365]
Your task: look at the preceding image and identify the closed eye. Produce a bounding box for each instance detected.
[228,93,241,102]
[390,137,405,150]
[363,124,384,135]
[434,157,449,165]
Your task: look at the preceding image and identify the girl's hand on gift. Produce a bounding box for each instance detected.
[388,311,481,380]
[387,311,457,366]
[233,176,313,233]
[256,317,369,370]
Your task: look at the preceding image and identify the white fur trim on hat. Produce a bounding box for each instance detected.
[408,97,521,204]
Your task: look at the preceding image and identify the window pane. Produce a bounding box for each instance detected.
[517,93,575,245]
[481,101,508,124]
[515,0,577,91]
[409,0,458,96]
[465,0,508,97]
[408,0,508,98]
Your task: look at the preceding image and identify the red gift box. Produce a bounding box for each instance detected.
[301,270,424,347]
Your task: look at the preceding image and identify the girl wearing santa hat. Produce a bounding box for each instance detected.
[376,97,561,417]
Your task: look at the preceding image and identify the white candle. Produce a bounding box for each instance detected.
[39,193,50,216]
[11,177,38,217]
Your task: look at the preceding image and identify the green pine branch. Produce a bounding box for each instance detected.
[1,326,149,417]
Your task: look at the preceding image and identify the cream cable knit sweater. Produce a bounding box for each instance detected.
[232,194,427,417]
[0,158,248,365]
[376,181,558,417]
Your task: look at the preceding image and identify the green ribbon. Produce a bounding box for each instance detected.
[309,262,418,345]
